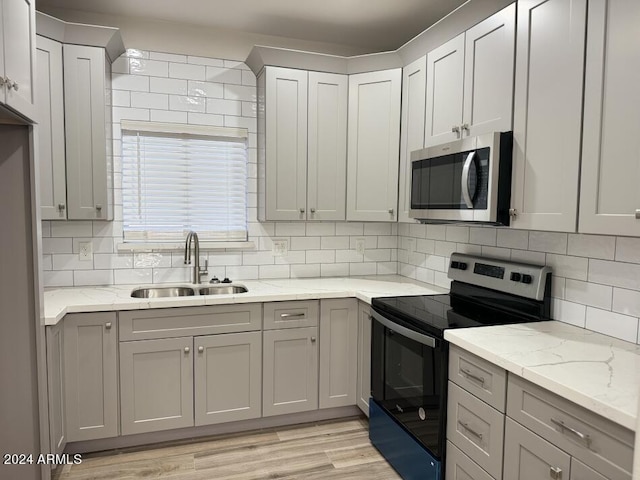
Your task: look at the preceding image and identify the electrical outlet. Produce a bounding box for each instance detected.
[78,241,93,261]
[272,239,288,257]
[355,238,366,255]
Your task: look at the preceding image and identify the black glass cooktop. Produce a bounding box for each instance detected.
[372,282,549,339]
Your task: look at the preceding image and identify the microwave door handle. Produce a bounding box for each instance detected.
[461,151,476,208]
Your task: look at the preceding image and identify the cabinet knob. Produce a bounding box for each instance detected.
[10,81,18,91]
[388,208,394,215]
[105,322,112,330]
[310,208,316,213]
[58,203,66,212]
[0,77,5,86]
[635,209,640,219]
[461,123,469,132]
[184,346,190,353]
[198,346,204,353]
[311,336,316,343]
[299,207,305,214]
[509,208,518,217]
[95,204,103,211]
[549,467,562,480]
[451,125,461,134]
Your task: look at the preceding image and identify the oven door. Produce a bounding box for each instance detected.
[370,310,448,459]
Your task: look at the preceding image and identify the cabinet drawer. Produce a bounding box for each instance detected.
[119,304,262,341]
[507,375,633,480]
[446,441,495,480]
[447,382,504,479]
[263,301,319,330]
[571,458,608,480]
[449,345,506,412]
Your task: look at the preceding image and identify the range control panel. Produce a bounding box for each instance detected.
[448,253,551,301]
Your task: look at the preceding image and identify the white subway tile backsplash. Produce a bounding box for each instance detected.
[242,70,257,87]
[291,264,321,278]
[496,229,528,249]
[416,267,435,285]
[52,254,94,271]
[434,272,451,289]
[434,241,457,258]
[169,95,206,112]
[112,74,150,92]
[349,236,376,250]
[169,62,205,80]
[206,66,242,84]
[425,225,446,240]
[187,56,224,67]
[94,253,133,270]
[378,236,398,249]
[226,266,259,280]
[615,237,640,264]
[306,223,335,237]
[445,226,469,243]
[115,268,153,285]
[152,268,190,284]
[187,81,224,98]
[365,223,392,236]
[74,270,113,286]
[377,262,397,275]
[469,227,497,246]
[42,238,73,254]
[187,112,224,126]
[336,223,364,236]
[529,231,567,254]
[612,288,640,318]
[588,259,640,290]
[321,263,349,277]
[259,265,290,279]
[290,237,321,251]
[112,90,131,107]
[206,98,242,115]
[275,223,306,237]
[150,52,187,62]
[129,59,169,77]
[408,223,427,239]
[274,251,306,265]
[552,277,566,300]
[481,246,511,260]
[350,262,377,276]
[111,57,129,74]
[510,249,545,265]
[364,249,392,262]
[567,234,615,260]
[43,271,74,287]
[321,236,350,250]
[51,221,93,238]
[150,77,188,95]
[585,307,639,343]
[224,84,255,102]
[552,299,586,327]
[112,107,149,123]
[545,254,588,281]
[565,279,612,310]
[306,250,335,264]
[336,249,363,263]
[242,251,275,266]
[131,92,169,110]
[150,110,188,123]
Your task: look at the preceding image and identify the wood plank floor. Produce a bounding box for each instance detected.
[53,416,401,479]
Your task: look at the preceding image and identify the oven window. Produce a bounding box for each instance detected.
[384,330,434,401]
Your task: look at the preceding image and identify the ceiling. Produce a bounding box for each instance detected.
[36,0,468,52]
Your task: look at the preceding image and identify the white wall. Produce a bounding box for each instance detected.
[397,223,640,345]
[41,49,398,288]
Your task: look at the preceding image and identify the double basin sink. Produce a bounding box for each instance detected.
[131,284,248,298]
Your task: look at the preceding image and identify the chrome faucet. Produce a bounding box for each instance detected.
[184,231,208,284]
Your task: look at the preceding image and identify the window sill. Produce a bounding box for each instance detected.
[116,241,256,252]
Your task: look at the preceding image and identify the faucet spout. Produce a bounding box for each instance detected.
[183,231,204,284]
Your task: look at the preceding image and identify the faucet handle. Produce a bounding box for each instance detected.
[198,259,209,278]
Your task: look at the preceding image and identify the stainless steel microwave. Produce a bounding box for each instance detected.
[409,131,513,224]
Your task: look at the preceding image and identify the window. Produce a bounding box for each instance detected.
[121,121,248,243]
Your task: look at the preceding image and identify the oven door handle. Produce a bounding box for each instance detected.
[371,311,437,348]
[461,151,476,208]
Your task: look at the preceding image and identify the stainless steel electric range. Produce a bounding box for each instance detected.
[369,253,552,480]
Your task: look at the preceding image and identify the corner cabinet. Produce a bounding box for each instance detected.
[0,0,36,121]
[509,0,587,232]
[578,0,640,236]
[258,67,347,221]
[346,69,401,221]
[424,3,515,148]
[63,312,119,442]
[398,56,426,223]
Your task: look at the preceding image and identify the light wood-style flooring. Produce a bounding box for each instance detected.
[52,416,401,479]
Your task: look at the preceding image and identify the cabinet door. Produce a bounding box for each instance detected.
[356,302,372,416]
[64,44,110,220]
[64,312,118,442]
[120,337,194,435]
[1,0,36,121]
[462,3,515,137]
[263,327,318,416]
[579,0,640,236]
[36,36,67,220]
[398,56,426,223]
[425,33,464,147]
[307,72,347,221]
[510,0,587,232]
[194,331,262,426]
[46,324,66,455]
[503,418,570,480]
[570,458,608,480]
[346,69,401,221]
[319,299,357,409]
[265,67,308,220]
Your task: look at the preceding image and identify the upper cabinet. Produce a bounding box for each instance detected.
[398,56,426,223]
[346,69,401,222]
[424,4,515,148]
[579,0,640,236]
[510,0,587,232]
[0,0,36,121]
[258,67,347,221]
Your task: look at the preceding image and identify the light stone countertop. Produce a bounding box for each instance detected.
[43,275,448,326]
[445,321,640,431]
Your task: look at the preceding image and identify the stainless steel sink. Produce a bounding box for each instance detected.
[197,285,248,295]
[131,286,196,298]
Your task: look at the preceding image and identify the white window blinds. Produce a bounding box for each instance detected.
[121,122,248,243]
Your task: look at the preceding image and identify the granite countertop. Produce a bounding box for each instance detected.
[445,321,640,431]
[43,275,448,326]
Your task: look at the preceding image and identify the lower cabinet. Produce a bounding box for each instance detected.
[262,326,319,417]
[46,323,66,455]
[356,302,372,416]
[63,312,118,442]
[319,298,357,409]
[119,337,194,435]
[194,331,262,426]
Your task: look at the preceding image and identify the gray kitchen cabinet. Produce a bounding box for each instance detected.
[263,326,319,417]
[578,0,640,236]
[0,0,36,121]
[194,331,262,426]
[510,0,587,232]
[446,441,494,480]
[36,35,67,220]
[120,337,194,435]
[356,302,372,416]
[46,323,66,455]
[263,300,319,330]
[64,44,113,221]
[570,458,608,480]
[503,417,571,480]
[258,67,347,221]
[398,55,426,223]
[63,312,118,442]
[319,298,357,409]
[346,68,401,221]
[424,4,515,148]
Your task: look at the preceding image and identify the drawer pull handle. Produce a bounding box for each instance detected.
[550,466,562,479]
[458,421,483,441]
[460,368,485,386]
[550,418,591,448]
[280,313,305,319]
